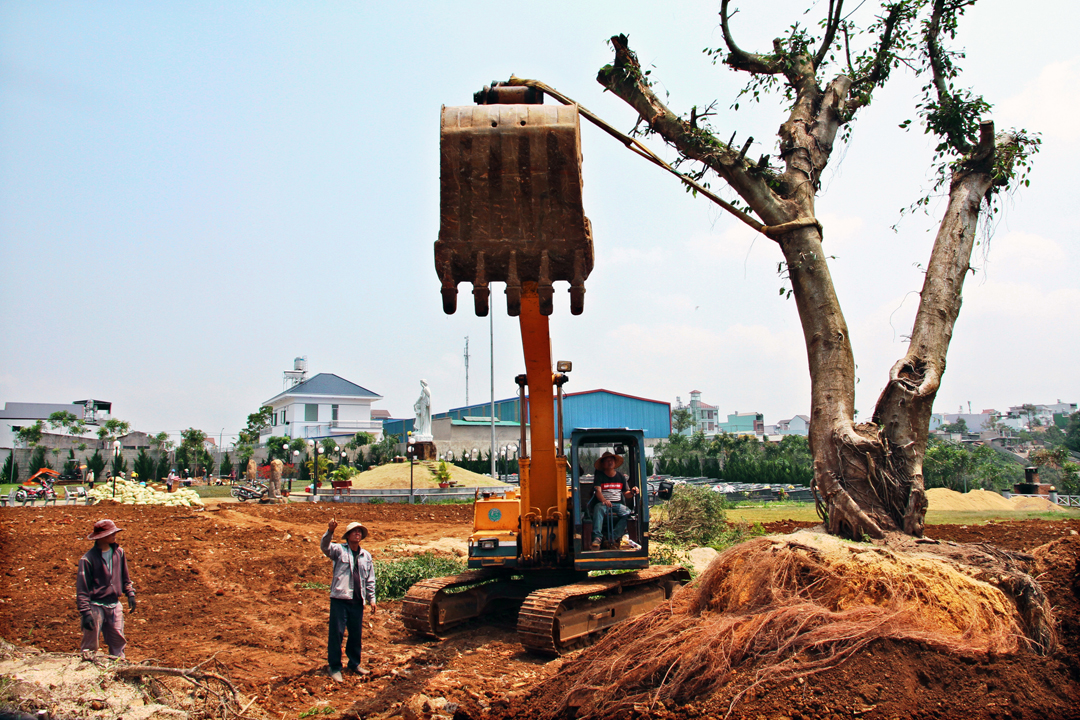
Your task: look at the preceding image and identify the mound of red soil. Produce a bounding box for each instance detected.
[1,506,1077,719]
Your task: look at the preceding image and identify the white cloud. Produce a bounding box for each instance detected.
[997,57,1080,142]
[976,231,1068,274]
[963,280,1080,319]
[816,212,866,253]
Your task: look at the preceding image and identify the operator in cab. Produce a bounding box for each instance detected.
[590,451,638,550]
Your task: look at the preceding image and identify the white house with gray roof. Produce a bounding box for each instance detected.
[259,373,383,443]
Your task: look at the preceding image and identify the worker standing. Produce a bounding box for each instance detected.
[321,518,376,681]
[76,519,137,659]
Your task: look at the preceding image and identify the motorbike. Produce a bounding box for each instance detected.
[230,481,268,502]
[15,479,58,503]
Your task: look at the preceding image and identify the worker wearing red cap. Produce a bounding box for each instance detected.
[76,518,137,659]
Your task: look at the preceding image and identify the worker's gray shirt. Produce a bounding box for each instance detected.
[320,529,376,603]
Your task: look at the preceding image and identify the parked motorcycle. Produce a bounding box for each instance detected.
[230,481,268,502]
[15,478,58,503]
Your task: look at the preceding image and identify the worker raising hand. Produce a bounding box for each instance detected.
[328,518,337,534]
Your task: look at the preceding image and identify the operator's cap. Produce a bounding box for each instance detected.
[87,518,123,540]
[342,521,369,541]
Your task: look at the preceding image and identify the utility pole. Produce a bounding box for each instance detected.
[464,336,470,407]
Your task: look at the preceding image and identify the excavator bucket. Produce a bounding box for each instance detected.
[435,93,593,317]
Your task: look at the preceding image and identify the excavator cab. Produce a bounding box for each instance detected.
[571,429,649,571]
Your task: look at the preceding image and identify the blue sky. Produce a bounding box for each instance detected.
[2,1,1077,445]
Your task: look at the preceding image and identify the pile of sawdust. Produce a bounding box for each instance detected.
[348,462,508,489]
[1010,495,1062,511]
[532,529,1047,719]
[927,487,1061,512]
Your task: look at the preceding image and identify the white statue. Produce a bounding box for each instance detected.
[413,379,432,440]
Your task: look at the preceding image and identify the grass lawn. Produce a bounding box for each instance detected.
[192,485,236,498]
[726,502,820,524]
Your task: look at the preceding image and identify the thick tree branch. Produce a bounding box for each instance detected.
[925,0,973,153]
[720,0,787,76]
[844,1,911,117]
[598,34,786,224]
[812,0,844,70]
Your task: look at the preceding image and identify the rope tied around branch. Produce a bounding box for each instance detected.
[760,217,823,238]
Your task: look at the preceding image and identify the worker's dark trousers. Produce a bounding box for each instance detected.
[327,598,364,672]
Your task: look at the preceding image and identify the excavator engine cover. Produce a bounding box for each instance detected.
[436,99,593,317]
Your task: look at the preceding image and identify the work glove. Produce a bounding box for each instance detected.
[80,612,95,632]
[127,595,137,613]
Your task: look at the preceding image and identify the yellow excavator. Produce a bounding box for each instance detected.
[402,82,689,654]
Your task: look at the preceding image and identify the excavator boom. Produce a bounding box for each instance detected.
[403,84,688,654]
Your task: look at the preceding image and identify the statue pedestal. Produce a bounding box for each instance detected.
[411,441,437,461]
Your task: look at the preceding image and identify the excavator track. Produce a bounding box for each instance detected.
[517,565,690,654]
[401,569,503,637]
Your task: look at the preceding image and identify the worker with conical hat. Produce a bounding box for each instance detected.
[321,518,376,682]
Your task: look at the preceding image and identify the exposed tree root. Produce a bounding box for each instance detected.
[535,530,1055,720]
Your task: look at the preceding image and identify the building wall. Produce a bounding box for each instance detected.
[435,390,670,439]
[719,412,764,436]
[561,391,670,438]
[264,397,381,441]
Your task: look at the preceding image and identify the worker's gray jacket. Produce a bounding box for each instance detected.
[320,529,376,603]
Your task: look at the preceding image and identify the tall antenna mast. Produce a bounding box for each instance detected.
[464,336,470,406]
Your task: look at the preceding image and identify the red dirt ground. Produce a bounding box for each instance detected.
[0,505,1077,720]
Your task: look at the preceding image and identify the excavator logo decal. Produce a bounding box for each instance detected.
[488,508,503,522]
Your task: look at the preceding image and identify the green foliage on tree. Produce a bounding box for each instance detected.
[178,427,207,475]
[653,484,728,546]
[29,446,51,474]
[151,431,173,453]
[2,454,18,484]
[96,418,131,445]
[133,449,155,483]
[155,451,170,482]
[922,437,1023,492]
[654,432,813,485]
[220,452,233,479]
[939,418,969,434]
[305,454,331,483]
[368,434,401,466]
[63,449,79,476]
[238,407,272,445]
[1063,412,1080,454]
[48,410,87,438]
[16,421,44,448]
[111,451,127,477]
[86,450,105,478]
[671,408,693,434]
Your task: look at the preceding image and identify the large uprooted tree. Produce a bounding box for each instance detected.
[589,0,1037,539]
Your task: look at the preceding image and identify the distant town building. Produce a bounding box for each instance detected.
[774,415,810,436]
[718,411,765,437]
[400,388,672,458]
[0,400,112,449]
[687,391,718,435]
[260,371,384,443]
